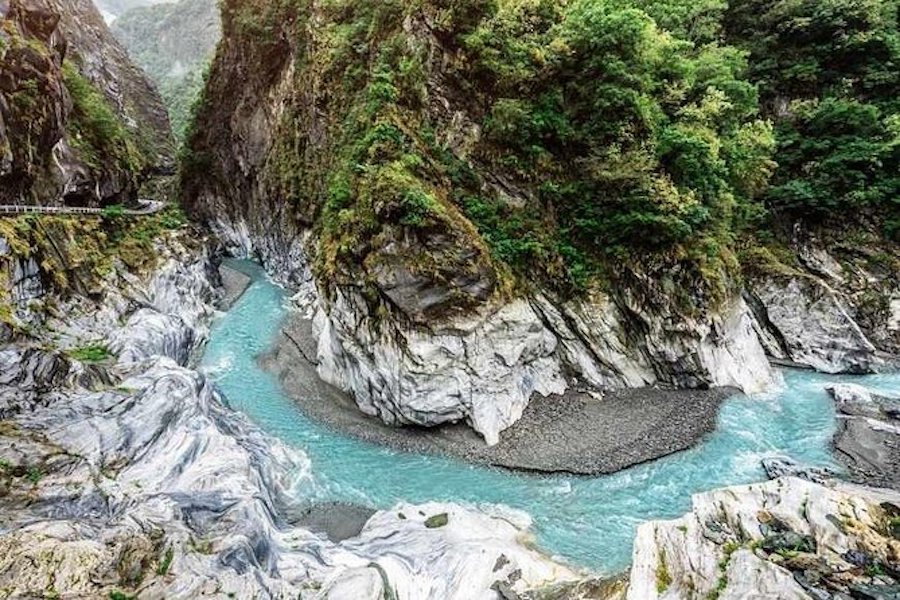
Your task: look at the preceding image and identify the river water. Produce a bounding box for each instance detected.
[200,261,900,574]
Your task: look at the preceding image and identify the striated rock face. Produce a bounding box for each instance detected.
[0,0,173,207]
[827,383,900,490]
[0,213,198,344]
[314,289,566,445]
[749,276,879,374]
[746,230,900,374]
[532,293,776,395]
[204,213,781,444]
[312,282,777,444]
[627,477,900,600]
[0,237,584,599]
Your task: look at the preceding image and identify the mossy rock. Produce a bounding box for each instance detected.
[424,513,449,529]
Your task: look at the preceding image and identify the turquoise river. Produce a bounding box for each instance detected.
[200,261,900,575]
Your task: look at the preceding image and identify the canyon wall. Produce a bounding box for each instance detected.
[182,0,792,444]
[0,0,173,207]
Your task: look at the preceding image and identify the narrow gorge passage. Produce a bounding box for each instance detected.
[200,261,900,574]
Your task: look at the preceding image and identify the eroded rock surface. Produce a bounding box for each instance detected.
[747,231,900,375]
[828,383,900,490]
[750,276,879,373]
[0,239,585,599]
[0,0,173,206]
[627,477,900,600]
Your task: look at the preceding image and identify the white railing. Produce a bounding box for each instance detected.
[0,200,166,217]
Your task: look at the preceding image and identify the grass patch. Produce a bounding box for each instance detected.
[26,466,43,484]
[67,344,112,363]
[157,546,174,576]
[656,549,672,593]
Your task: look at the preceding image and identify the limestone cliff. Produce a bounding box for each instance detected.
[183,0,786,444]
[744,225,900,374]
[0,0,174,207]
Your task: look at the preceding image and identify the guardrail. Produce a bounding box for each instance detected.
[0,200,166,217]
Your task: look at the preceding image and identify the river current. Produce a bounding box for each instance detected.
[200,261,900,574]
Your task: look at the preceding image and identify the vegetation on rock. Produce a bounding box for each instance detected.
[63,62,145,173]
[183,0,899,314]
[0,206,188,332]
[0,0,174,207]
[111,0,220,141]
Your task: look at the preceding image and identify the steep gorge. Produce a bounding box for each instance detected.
[183,0,784,444]
[0,0,897,597]
[182,0,899,444]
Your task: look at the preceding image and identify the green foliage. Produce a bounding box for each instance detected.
[63,62,144,172]
[724,0,899,102]
[457,0,773,289]
[111,0,218,143]
[161,68,210,143]
[157,547,174,576]
[178,65,213,177]
[186,0,897,303]
[722,0,900,236]
[656,549,672,593]
[67,344,112,363]
[26,466,43,484]
[101,204,127,220]
[766,98,899,218]
[626,0,727,42]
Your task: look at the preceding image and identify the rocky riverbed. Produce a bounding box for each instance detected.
[828,383,900,490]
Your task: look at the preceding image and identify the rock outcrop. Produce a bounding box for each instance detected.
[0,237,582,599]
[627,477,900,600]
[0,0,173,207]
[828,383,900,490]
[746,228,900,374]
[0,211,191,341]
[310,282,777,444]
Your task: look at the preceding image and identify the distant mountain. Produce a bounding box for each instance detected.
[93,0,172,22]
[110,0,219,140]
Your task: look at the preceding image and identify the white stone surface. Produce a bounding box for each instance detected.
[0,239,580,599]
[752,277,879,373]
[627,477,900,600]
[314,289,566,446]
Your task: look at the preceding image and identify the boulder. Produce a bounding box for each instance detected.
[627,477,900,600]
[827,384,900,489]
